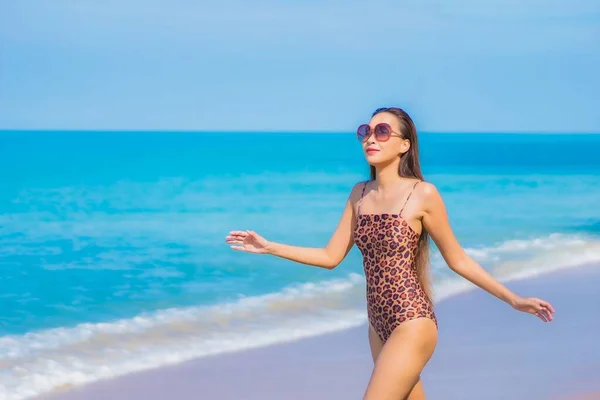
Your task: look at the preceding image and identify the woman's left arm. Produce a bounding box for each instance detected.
[419,182,555,322]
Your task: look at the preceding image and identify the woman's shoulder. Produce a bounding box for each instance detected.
[413,179,436,193]
[412,180,444,210]
[414,180,439,196]
[348,180,371,201]
[352,179,372,189]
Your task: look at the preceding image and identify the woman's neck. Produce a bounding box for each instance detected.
[374,162,404,191]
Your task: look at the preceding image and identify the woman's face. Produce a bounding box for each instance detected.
[358,112,410,167]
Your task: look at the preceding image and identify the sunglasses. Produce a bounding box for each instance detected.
[356,123,403,142]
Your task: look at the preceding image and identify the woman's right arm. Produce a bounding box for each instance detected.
[225,182,364,270]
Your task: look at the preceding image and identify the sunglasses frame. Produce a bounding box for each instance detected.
[356,123,403,142]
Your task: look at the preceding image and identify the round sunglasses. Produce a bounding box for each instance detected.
[356,123,403,142]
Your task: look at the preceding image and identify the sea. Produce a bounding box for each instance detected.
[1,130,600,400]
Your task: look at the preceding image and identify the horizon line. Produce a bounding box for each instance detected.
[2,129,600,135]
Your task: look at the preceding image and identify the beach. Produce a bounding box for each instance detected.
[34,263,600,400]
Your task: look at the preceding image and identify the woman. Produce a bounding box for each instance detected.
[225,107,555,399]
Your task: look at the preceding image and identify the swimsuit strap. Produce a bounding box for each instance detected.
[399,180,422,216]
[356,181,368,215]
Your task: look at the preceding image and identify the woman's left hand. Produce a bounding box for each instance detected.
[511,296,555,322]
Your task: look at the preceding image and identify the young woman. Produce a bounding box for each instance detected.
[225,107,555,399]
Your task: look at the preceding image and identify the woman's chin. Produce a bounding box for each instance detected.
[365,154,386,166]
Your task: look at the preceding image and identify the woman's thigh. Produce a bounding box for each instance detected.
[363,318,437,400]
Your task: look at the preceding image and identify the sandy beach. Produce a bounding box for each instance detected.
[35,263,600,400]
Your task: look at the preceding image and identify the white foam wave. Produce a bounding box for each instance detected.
[431,233,600,302]
[491,239,600,281]
[0,274,367,400]
[463,233,589,261]
[2,234,600,400]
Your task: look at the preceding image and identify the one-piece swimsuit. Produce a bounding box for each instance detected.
[353,180,437,343]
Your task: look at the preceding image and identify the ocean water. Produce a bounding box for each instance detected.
[1,130,600,399]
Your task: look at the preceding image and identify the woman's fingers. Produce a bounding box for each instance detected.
[535,299,555,322]
[536,311,549,322]
[534,304,553,322]
[542,308,553,322]
[226,231,249,242]
[229,230,249,237]
[535,312,545,322]
[226,230,265,253]
[540,300,555,314]
[226,231,253,251]
[230,245,260,253]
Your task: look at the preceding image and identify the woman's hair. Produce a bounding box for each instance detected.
[369,107,432,302]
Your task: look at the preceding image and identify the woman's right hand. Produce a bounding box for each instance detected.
[225,230,271,254]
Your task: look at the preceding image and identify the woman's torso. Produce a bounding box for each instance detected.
[352,180,437,342]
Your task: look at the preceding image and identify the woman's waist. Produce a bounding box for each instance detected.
[362,260,418,274]
[366,291,434,310]
[356,244,418,257]
[364,275,423,290]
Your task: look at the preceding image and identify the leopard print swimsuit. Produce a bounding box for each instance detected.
[353,180,437,343]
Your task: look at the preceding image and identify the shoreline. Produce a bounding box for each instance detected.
[30,262,600,400]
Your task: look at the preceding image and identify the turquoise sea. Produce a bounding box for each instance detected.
[1,131,600,399]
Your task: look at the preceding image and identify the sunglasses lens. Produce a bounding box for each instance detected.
[374,124,392,140]
[357,124,370,141]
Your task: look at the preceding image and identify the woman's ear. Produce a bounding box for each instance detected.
[400,139,411,155]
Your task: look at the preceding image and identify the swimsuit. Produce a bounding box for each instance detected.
[353,180,437,343]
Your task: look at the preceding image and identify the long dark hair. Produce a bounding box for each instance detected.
[369,107,432,302]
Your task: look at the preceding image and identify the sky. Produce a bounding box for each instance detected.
[1,0,599,133]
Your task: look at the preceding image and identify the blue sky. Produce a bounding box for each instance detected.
[1,0,599,132]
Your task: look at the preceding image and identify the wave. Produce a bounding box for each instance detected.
[2,233,600,400]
